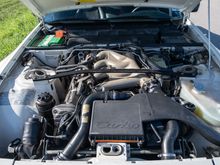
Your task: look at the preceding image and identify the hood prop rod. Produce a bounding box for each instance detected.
[208,0,212,70]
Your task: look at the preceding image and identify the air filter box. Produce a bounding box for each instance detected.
[89,100,144,143]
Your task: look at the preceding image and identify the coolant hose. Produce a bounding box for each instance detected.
[56,91,131,160]
[161,120,179,160]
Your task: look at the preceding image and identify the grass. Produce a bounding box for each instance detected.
[0,0,38,60]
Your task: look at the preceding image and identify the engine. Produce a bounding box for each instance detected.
[7,45,220,161]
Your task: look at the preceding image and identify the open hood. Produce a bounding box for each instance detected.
[21,0,201,18]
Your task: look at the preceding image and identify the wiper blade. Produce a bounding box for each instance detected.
[106,16,170,22]
[45,19,105,25]
[45,16,170,25]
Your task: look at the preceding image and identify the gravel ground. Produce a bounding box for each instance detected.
[191,0,220,50]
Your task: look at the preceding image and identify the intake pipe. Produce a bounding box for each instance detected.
[56,91,131,160]
[161,120,179,160]
[99,77,150,91]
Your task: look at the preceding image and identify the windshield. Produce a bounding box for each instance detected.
[43,6,182,23]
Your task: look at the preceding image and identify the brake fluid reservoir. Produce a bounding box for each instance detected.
[180,65,220,126]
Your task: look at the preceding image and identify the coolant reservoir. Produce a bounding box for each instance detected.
[180,65,220,126]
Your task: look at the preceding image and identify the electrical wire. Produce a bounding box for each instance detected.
[11,155,18,165]
[56,65,89,74]
[58,95,84,131]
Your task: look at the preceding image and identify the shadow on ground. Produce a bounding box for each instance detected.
[197,26,220,50]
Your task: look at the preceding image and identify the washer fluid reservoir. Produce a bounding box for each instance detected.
[180,65,220,126]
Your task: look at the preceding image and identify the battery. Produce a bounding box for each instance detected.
[38,35,64,47]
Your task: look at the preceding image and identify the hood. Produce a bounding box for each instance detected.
[20,0,201,18]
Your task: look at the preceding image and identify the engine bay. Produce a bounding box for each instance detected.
[2,22,220,162]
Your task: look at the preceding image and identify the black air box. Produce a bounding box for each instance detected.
[89,101,144,143]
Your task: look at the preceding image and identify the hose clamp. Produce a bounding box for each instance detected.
[56,152,69,160]
[158,153,176,159]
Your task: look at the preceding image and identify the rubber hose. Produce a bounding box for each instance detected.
[56,91,131,160]
[161,120,179,160]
